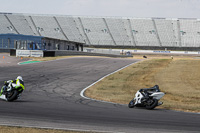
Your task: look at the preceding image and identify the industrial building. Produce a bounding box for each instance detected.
[0,34,84,51]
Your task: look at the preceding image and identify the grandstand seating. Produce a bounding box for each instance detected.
[122,19,135,46]
[129,18,160,46]
[1,13,200,48]
[154,19,177,47]
[24,16,40,36]
[6,15,35,36]
[80,17,113,45]
[73,17,89,44]
[0,15,17,34]
[179,19,200,47]
[56,16,84,43]
[31,15,66,40]
[105,18,130,46]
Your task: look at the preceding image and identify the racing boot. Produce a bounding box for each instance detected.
[157,101,163,106]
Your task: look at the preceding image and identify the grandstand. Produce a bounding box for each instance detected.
[1,13,200,51]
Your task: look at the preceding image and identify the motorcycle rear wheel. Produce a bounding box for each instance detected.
[145,99,158,110]
[6,90,18,102]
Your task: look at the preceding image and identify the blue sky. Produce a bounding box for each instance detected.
[0,0,200,18]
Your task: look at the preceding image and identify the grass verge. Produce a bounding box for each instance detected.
[0,126,95,133]
[85,56,200,113]
[19,61,41,65]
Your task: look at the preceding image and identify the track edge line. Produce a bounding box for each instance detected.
[80,59,142,105]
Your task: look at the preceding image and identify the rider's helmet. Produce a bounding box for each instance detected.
[16,76,23,81]
[154,85,160,92]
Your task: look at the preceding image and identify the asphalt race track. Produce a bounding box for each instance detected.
[0,53,199,133]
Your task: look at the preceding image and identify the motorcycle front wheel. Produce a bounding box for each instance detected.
[145,99,158,110]
[128,99,135,108]
[6,90,18,102]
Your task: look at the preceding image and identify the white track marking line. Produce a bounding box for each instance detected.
[80,60,141,104]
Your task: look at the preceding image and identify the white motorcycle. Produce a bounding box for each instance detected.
[128,85,165,110]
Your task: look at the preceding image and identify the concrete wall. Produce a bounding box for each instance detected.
[0,49,10,53]
[86,45,200,51]
[44,50,132,58]
[9,49,132,57]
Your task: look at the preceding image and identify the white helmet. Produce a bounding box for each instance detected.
[17,76,23,81]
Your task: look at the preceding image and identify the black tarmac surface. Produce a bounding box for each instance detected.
[0,53,199,133]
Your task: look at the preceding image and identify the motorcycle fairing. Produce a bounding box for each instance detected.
[150,92,165,100]
[0,95,6,100]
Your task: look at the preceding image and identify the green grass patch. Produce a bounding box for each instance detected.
[20,61,41,65]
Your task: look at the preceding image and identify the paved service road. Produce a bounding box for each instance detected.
[0,54,199,133]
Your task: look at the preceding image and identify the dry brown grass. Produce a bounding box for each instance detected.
[85,55,200,113]
[0,126,94,133]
